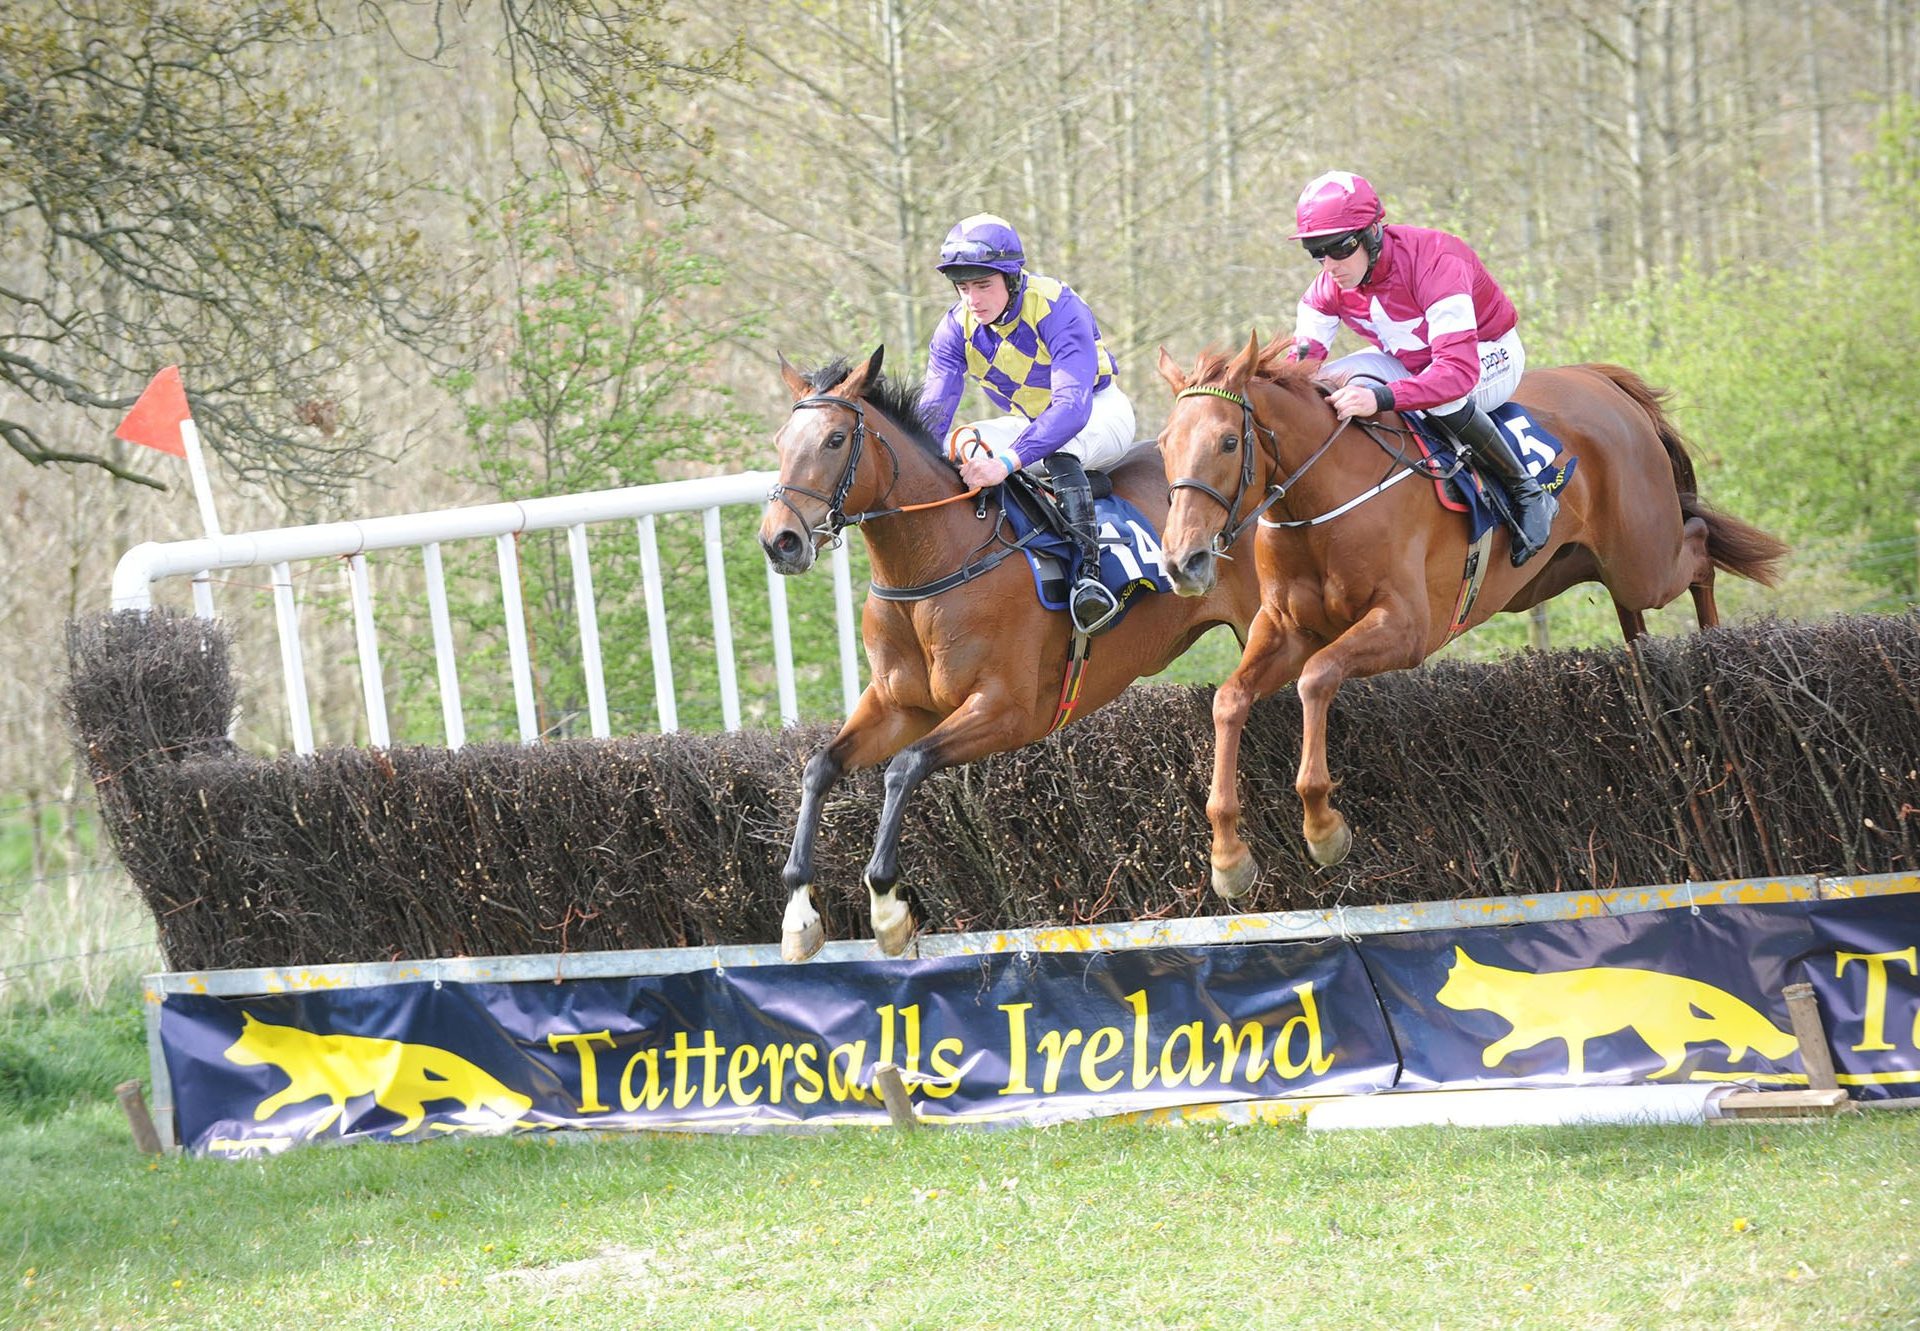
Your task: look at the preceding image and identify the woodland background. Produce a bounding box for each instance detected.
[3,0,1918,995]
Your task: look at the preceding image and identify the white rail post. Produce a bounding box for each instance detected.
[496,533,540,743]
[421,542,466,750]
[766,559,798,725]
[635,515,678,733]
[270,560,315,755]
[345,554,391,747]
[702,507,741,731]
[830,540,861,715]
[567,523,610,738]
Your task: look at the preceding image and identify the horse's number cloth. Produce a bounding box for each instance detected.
[1407,403,1577,542]
[1000,490,1174,623]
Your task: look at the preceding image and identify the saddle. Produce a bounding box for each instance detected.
[993,460,1173,628]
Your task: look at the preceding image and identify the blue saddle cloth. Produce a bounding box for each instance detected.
[1404,403,1577,543]
[999,482,1174,629]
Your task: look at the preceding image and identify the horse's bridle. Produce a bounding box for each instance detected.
[1166,380,1455,547]
[766,393,901,543]
[1168,384,1355,553]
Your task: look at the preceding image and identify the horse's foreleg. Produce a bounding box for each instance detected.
[1208,612,1318,900]
[782,692,932,962]
[1295,606,1423,867]
[863,691,1026,956]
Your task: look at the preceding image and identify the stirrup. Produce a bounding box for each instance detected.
[1508,492,1559,567]
[1069,578,1121,635]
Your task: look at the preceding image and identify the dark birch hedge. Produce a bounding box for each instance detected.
[65,609,1920,972]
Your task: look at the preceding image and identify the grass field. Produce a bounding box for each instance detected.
[3,989,1916,1330]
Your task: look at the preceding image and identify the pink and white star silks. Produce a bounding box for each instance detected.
[1288,225,1519,413]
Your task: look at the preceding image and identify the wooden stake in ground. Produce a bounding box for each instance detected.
[872,1063,918,1130]
[116,1080,164,1155]
[1782,981,1840,1091]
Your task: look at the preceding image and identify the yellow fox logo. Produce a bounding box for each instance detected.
[1435,947,1798,1078]
[223,1012,533,1137]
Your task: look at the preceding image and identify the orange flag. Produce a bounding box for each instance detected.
[115,365,192,458]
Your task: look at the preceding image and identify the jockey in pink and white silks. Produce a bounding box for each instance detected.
[1284,171,1557,565]
[917,213,1136,633]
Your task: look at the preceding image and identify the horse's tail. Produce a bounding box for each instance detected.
[1585,363,1790,588]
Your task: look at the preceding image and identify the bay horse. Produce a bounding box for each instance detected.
[759,347,1262,959]
[1154,331,1788,898]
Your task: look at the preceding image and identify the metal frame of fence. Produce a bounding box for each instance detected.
[109,472,863,753]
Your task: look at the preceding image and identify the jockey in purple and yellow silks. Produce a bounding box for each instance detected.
[918,213,1136,634]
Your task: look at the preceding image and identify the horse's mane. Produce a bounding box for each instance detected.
[1186,334,1324,397]
[804,358,941,456]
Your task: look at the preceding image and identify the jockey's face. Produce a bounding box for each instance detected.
[1317,242,1371,291]
[953,274,1013,323]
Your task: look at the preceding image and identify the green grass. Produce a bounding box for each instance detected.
[2,999,1915,1329]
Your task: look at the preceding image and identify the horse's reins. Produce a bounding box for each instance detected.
[768,394,989,542]
[1169,384,1351,551]
[769,392,1032,601]
[1170,380,1463,542]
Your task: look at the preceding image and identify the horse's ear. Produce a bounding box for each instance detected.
[1224,329,1262,390]
[1156,346,1189,394]
[777,352,811,400]
[835,345,885,399]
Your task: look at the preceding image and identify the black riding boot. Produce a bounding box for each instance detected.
[1435,402,1558,566]
[1045,453,1120,634]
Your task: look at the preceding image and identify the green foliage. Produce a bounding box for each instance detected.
[429,188,850,737]
[1535,106,1920,615]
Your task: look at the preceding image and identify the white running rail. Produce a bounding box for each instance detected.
[109,471,863,754]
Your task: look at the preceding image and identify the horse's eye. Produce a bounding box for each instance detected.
[826,430,847,449]
[1221,432,1239,453]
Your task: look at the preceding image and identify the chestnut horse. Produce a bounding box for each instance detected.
[759,348,1262,959]
[1155,332,1787,898]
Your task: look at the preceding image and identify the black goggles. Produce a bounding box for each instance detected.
[1303,231,1364,262]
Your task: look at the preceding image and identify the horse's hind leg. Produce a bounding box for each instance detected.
[1683,516,1720,628]
[862,690,1027,956]
[1207,613,1318,900]
[782,692,931,961]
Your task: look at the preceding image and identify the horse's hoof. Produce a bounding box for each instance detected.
[1306,819,1353,868]
[782,921,825,963]
[782,888,825,962]
[1212,856,1258,901]
[870,892,917,957]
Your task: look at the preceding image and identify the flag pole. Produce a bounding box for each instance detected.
[115,365,224,616]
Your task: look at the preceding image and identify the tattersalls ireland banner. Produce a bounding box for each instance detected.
[156,893,1920,1156]
[160,939,1396,1155]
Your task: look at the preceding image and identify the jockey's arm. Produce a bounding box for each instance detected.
[1287,284,1343,362]
[1373,254,1484,412]
[916,311,969,440]
[1007,299,1098,467]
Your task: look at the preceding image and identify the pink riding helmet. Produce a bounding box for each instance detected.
[1290,171,1385,239]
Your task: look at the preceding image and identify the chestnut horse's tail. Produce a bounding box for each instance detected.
[1585,363,1790,588]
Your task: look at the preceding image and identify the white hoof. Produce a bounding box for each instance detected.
[1307,819,1353,868]
[1212,856,1258,901]
[782,887,825,962]
[869,890,916,957]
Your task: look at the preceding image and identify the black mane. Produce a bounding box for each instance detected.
[804,357,942,457]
